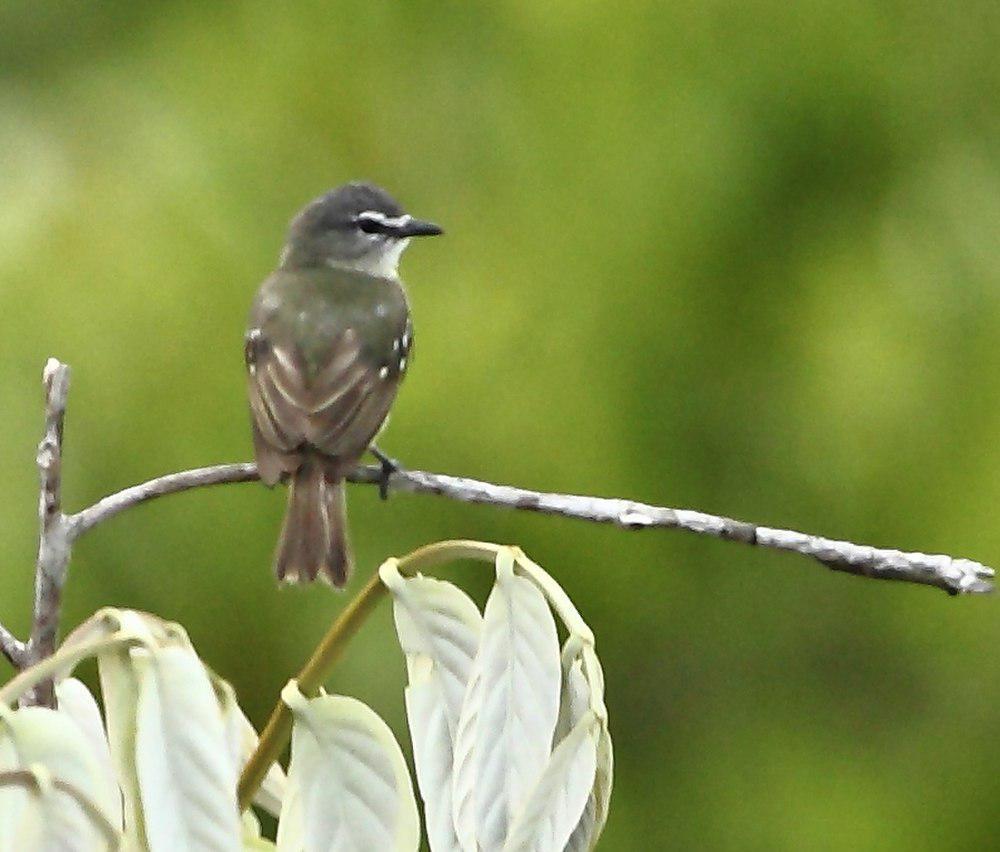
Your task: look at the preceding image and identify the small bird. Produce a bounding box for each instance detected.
[245,183,442,586]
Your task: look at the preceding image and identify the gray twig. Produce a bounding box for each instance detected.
[0,623,26,669]
[4,358,995,694]
[19,359,73,706]
[354,468,994,595]
[70,463,260,537]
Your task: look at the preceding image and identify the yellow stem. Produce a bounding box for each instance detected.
[237,539,502,811]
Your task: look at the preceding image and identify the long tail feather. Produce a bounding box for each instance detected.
[274,459,351,586]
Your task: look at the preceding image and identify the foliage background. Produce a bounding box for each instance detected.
[2,2,999,848]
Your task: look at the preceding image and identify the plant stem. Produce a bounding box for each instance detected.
[236,570,385,809]
[236,539,501,811]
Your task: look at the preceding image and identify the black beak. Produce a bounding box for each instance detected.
[397,217,444,238]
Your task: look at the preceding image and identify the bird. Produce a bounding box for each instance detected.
[245,182,442,586]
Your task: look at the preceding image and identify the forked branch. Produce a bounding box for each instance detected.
[0,359,994,696]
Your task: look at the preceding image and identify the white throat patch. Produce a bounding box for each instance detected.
[327,238,411,278]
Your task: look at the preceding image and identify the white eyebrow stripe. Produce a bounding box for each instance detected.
[356,210,412,229]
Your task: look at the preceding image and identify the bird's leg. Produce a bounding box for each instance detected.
[369,445,402,501]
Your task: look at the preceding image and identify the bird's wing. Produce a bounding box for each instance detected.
[245,324,401,483]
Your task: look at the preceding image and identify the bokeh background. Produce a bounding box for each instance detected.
[2,2,1000,848]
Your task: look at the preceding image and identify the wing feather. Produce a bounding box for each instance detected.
[247,325,401,471]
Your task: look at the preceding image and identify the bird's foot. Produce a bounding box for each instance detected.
[369,445,402,501]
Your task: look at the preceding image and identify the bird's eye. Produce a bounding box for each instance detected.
[355,216,383,235]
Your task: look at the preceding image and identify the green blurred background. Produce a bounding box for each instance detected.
[2,1,1000,848]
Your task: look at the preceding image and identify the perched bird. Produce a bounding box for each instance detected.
[245,183,442,585]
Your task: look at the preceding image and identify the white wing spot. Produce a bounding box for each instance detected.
[245,329,263,375]
[272,345,297,373]
[399,356,408,371]
[378,366,389,379]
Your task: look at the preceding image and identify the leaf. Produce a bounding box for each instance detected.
[55,677,122,829]
[383,564,482,738]
[450,656,482,852]
[92,607,181,848]
[405,675,462,852]
[558,642,613,852]
[134,645,241,851]
[0,611,135,708]
[456,550,562,850]
[590,721,614,844]
[509,551,594,646]
[0,704,119,850]
[98,644,148,847]
[580,647,613,844]
[216,676,286,818]
[554,647,589,747]
[561,794,597,852]
[278,681,419,852]
[274,770,303,852]
[556,643,598,852]
[0,766,121,851]
[0,738,27,850]
[383,563,481,852]
[244,837,279,851]
[502,713,599,852]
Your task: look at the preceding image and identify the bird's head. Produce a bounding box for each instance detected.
[281,182,443,276]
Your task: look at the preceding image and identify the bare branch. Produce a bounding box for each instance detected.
[67,459,994,596]
[0,623,26,668]
[365,468,994,595]
[70,462,259,538]
[22,359,73,705]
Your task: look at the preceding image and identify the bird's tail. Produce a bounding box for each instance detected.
[274,458,352,586]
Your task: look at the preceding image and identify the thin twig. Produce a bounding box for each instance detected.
[373,469,995,595]
[0,623,26,668]
[69,463,259,537]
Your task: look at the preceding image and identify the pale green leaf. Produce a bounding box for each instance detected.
[216,676,286,818]
[98,645,147,848]
[383,563,481,852]
[405,676,462,852]
[503,713,599,852]
[450,659,482,852]
[0,738,27,849]
[383,563,482,737]
[456,551,562,849]
[55,677,122,830]
[278,681,419,852]
[0,703,120,850]
[134,645,241,851]
[0,766,121,851]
